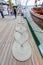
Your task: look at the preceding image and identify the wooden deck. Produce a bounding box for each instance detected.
[0,16,43,65]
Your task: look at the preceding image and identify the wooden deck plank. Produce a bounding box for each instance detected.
[0,16,43,65]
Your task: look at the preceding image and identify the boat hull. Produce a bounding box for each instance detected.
[30,7,43,29]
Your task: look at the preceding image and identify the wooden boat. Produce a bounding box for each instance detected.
[30,7,43,29]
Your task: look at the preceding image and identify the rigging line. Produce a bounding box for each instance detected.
[14,37,28,46]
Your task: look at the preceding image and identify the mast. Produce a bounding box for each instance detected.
[9,0,12,9]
